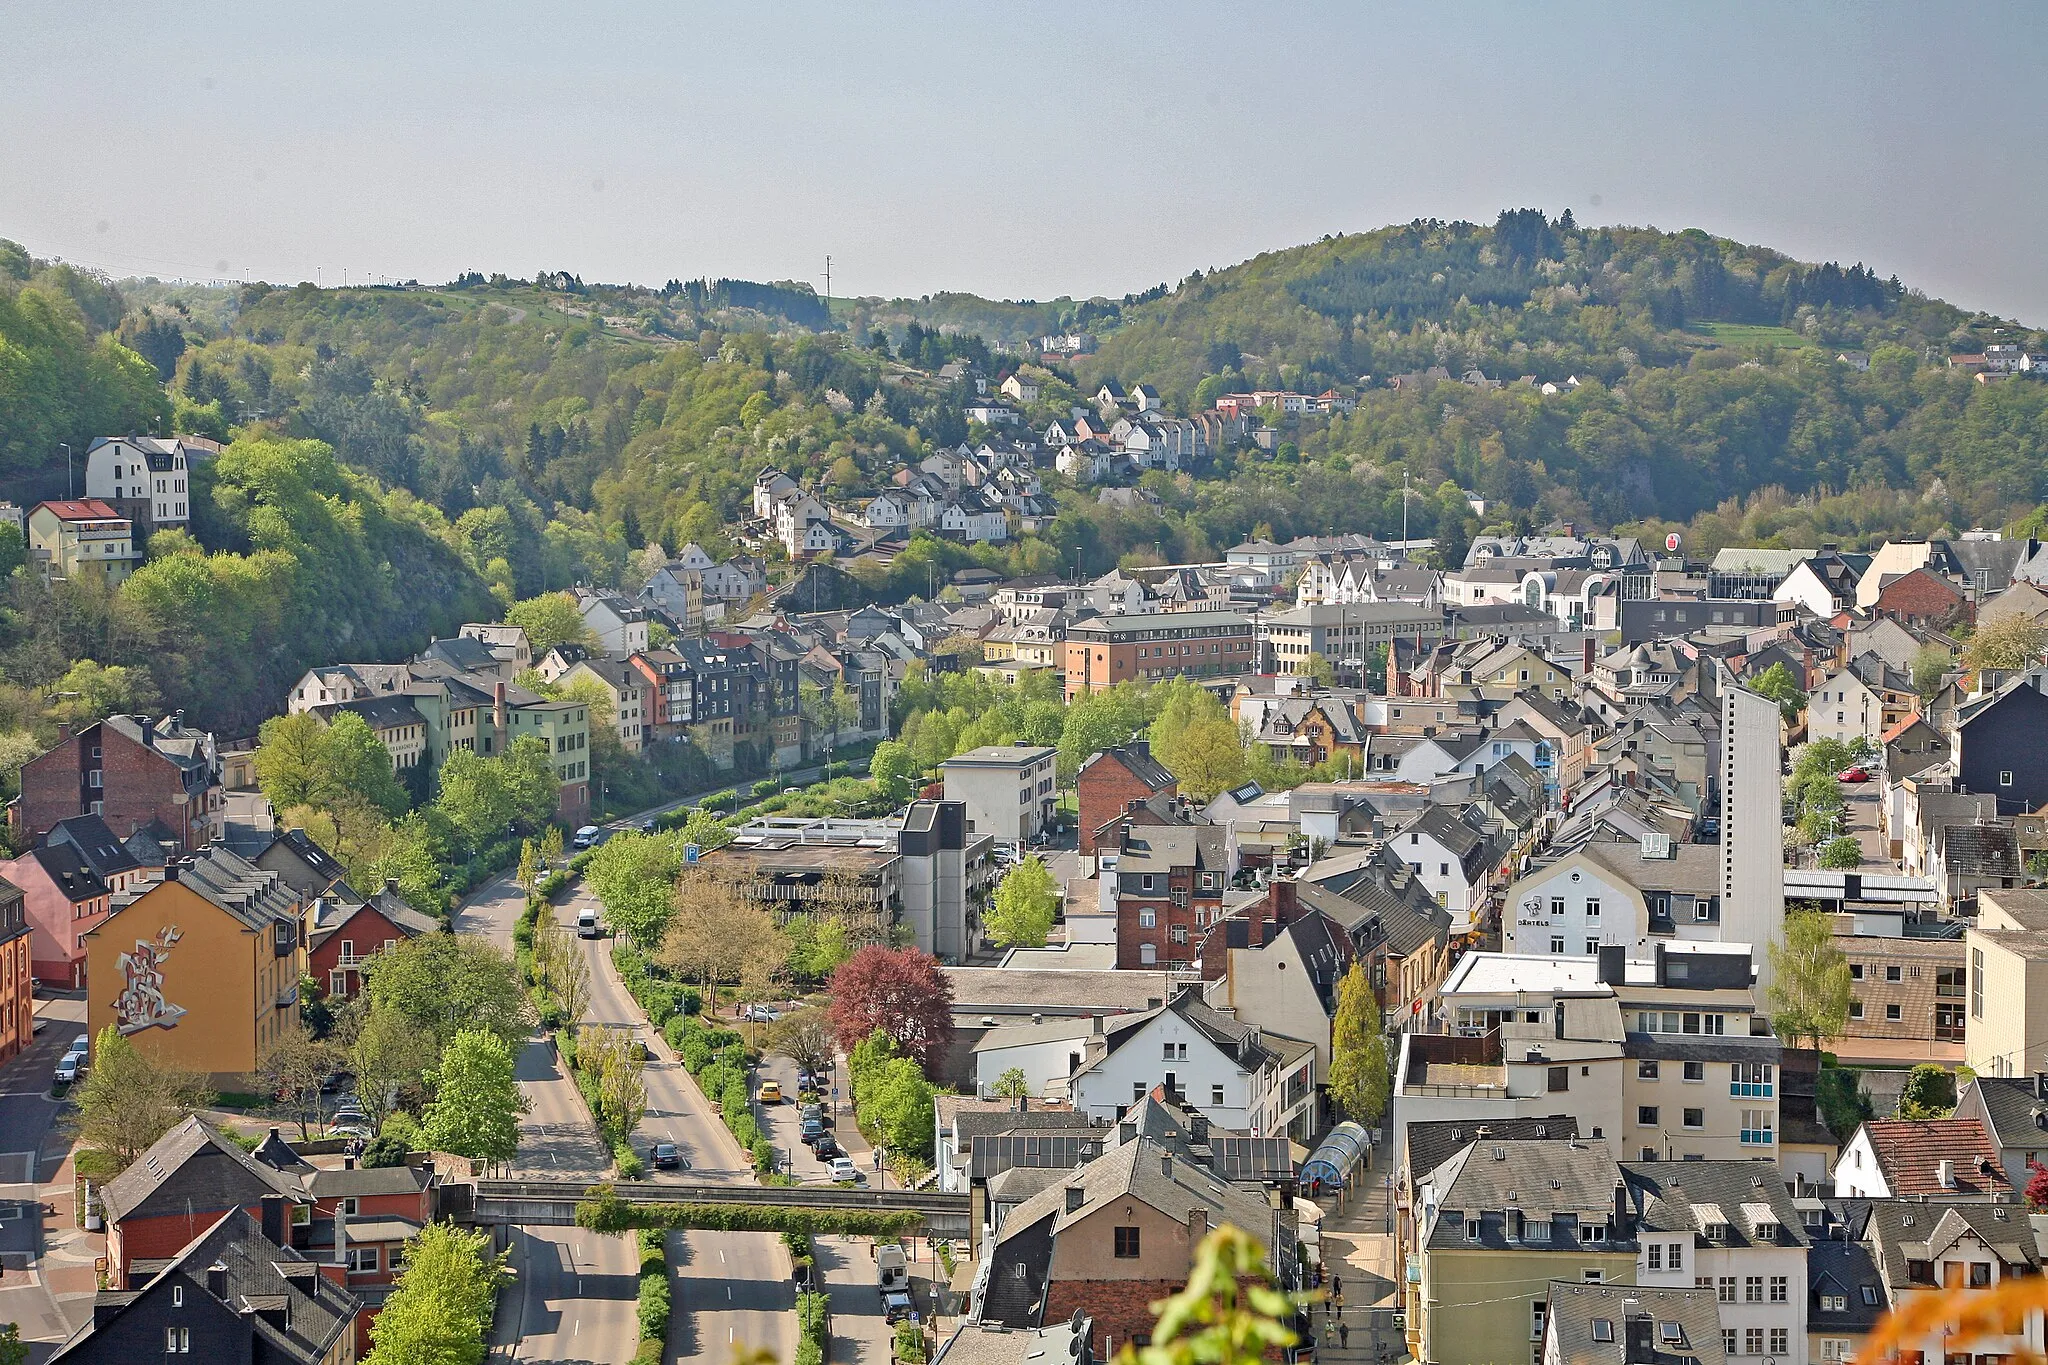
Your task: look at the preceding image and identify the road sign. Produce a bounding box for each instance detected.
[684,843,700,864]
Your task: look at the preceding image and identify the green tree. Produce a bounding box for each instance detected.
[1147,680,1247,801]
[1325,961,1388,1124]
[260,1021,345,1141]
[44,659,160,728]
[1792,739,1856,785]
[506,592,596,656]
[1912,646,1953,699]
[1301,652,1336,687]
[869,740,917,800]
[1749,661,1807,724]
[992,1067,1030,1100]
[365,1222,504,1365]
[1767,909,1853,1051]
[1819,835,1862,869]
[1814,1065,1872,1142]
[434,748,515,848]
[350,1006,438,1122]
[364,934,528,1052]
[860,1055,937,1160]
[585,830,684,945]
[1964,614,2047,674]
[499,734,562,829]
[0,1322,27,1365]
[321,710,410,817]
[255,710,407,821]
[423,1028,526,1168]
[73,1025,214,1165]
[1897,1063,1958,1119]
[986,857,1059,949]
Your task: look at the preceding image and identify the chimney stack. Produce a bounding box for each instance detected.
[1582,637,1596,677]
[206,1261,228,1301]
[260,1194,287,1247]
[1187,1206,1207,1247]
[493,680,509,755]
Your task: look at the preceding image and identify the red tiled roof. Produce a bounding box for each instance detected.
[1879,712,1925,745]
[1861,1118,2011,1196]
[34,498,122,521]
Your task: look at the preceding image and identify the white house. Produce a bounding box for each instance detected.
[1068,991,1317,1140]
[573,589,649,657]
[753,468,800,519]
[999,374,1040,405]
[1623,1163,1812,1365]
[940,496,1009,544]
[1387,805,1501,930]
[82,435,191,531]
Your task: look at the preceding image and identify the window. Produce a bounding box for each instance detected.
[1822,1295,1847,1313]
[1141,875,1155,892]
[1722,1330,1738,1357]
[1770,1276,1787,1303]
[1585,898,1600,919]
[1639,1106,1659,1126]
[1974,947,1986,1018]
[166,1327,190,1353]
[1550,896,1565,919]
[1740,1109,1773,1145]
[1717,1277,1736,1303]
[1638,1060,1660,1080]
[1744,1276,1763,1303]
[1169,925,1188,945]
[1770,1328,1788,1355]
[1683,1061,1704,1082]
[1585,939,1600,956]
[1580,1221,1606,1243]
[1744,1328,1764,1356]
[1971,1262,1992,1287]
[1465,1218,1481,1240]
[1550,936,1565,954]
[1822,1340,1852,1362]
[1668,1242,1682,1271]
[342,1197,360,1216]
[1683,1108,1704,1129]
[1138,908,1156,928]
[1163,1042,1186,1061]
[348,1247,379,1272]
[1530,1301,1547,1341]
[1582,1268,1603,1283]
[1887,965,1902,982]
[1549,1066,1570,1092]
[1139,944,1157,965]
[2002,770,2015,787]
[1647,1243,1662,1270]
[1886,1003,1902,1021]
[1114,1227,1141,1258]
[1730,1063,1773,1097]
[1592,1320,1614,1344]
[1861,1285,1879,1305]
[1211,1085,1225,1106]
[1849,1000,1864,1019]
[172,1285,183,1307]
[1849,963,1864,980]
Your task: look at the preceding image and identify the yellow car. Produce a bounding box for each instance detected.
[759,1081,783,1104]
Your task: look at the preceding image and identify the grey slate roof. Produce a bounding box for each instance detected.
[1806,1238,1886,1335]
[1619,1160,1810,1247]
[54,1208,359,1364]
[1543,1281,1727,1365]
[1864,1200,2041,1290]
[1405,1116,1579,1186]
[1423,1139,1631,1251]
[100,1115,301,1225]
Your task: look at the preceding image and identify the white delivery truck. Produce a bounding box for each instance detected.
[577,906,602,939]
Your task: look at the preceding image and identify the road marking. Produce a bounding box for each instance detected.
[728,1286,733,1300]
[720,1249,726,1264]
[729,1328,735,1343]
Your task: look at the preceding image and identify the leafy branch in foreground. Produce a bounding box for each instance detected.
[1118,1224,1303,1365]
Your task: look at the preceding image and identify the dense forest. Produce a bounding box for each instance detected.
[4,211,2048,734]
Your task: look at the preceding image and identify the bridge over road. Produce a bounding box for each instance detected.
[449,1179,975,1240]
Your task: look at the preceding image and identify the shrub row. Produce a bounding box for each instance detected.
[796,1289,831,1365]
[635,1227,668,1365]
[613,943,701,1028]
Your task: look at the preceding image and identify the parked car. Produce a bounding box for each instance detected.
[742,1004,782,1024]
[829,1155,859,1183]
[571,825,602,850]
[53,1054,79,1085]
[884,1291,915,1324]
[651,1142,683,1170]
[759,1080,783,1104]
[320,1070,354,1093]
[811,1134,841,1160]
[800,1102,830,1127]
[641,819,659,834]
[801,1118,825,1145]
[1838,766,1871,783]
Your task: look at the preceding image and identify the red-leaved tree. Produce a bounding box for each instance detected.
[2027,1160,2048,1211]
[826,946,955,1074]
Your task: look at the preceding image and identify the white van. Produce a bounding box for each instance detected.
[577,907,602,939]
[571,825,602,850]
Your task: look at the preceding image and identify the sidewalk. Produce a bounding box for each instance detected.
[1312,1131,1408,1364]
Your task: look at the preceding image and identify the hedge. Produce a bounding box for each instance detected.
[614,944,701,1028]
[636,1227,669,1350]
[797,1290,831,1365]
[576,1186,923,1239]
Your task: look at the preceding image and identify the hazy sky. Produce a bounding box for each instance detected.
[6,2,2046,322]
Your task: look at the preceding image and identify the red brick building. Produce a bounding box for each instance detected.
[307,883,439,1000]
[1871,565,1970,630]
[102,1116,433,1356]
[1076,743,1177,857]
[1111,824,1230,971]
[13,714,222,851]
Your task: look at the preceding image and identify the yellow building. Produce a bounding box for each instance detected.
[27,499,140,586]
[84,848,308,1085]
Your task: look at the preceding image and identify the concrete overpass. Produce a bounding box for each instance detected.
[450,1179,974,1240]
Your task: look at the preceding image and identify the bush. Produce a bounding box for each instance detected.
[615,1142,646,1181]
[896,1321,929,1364]
[753,779,778,798]
[361,1135,410,1168]
[797,1289,831,1365]
[636,1227,669,1360]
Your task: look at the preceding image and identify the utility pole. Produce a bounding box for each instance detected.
[822,256,832,306]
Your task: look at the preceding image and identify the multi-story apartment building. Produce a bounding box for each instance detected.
[1624,1162,1810,1364]
[1261,602,1445,677]
[1062,611,1258,698]
[14,713,223,851]
[1107,823,1232,972]
[81,435,192,533]
[941,745,1057,843]
[27,499,140,585]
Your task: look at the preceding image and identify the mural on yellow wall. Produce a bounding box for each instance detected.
[113,925,186,1034]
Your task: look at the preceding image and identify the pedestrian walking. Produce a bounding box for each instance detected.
[1338,1322,1349,1351]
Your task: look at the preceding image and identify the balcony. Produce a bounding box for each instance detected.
[275,982,300,1010]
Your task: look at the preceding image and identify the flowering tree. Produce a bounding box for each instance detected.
[826,947,955,1073]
